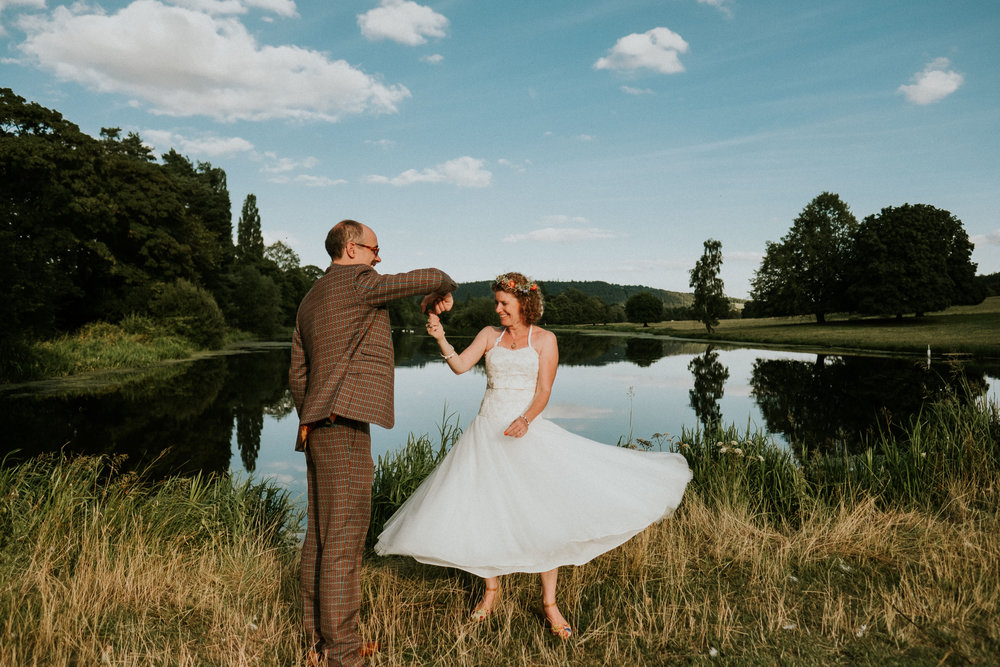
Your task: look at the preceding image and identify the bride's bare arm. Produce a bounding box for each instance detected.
[426,314,491,375]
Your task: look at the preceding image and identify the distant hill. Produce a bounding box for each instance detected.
[454,279,695,308]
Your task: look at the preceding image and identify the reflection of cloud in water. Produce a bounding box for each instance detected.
[259,459,306,474]
[261,472,299,486]
[544,403,615,419]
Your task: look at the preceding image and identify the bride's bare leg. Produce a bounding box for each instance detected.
[540,568,570,630]
[471,576,499,619]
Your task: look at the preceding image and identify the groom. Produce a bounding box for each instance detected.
[290,219,455,666]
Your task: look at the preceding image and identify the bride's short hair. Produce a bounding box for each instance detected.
[491,272,544,324]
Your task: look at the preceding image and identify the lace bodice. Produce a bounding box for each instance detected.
[477,328,538,421]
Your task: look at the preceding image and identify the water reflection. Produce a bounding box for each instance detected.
[1,335,997,487]
[688,346,730,431]
[750,354,990,455]
[0,345,292,479]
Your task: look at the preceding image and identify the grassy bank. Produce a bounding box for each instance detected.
[0,455,303,665]
[3,388,997,664]
[1,316,261,383]
[581,296,1000,358]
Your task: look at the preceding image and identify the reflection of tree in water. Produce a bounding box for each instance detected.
[223,348,292,473]
[264,389,295,418]
[625,338,664,368]
[751,355,988,456]
[541,333,620,366]
[0,347,296,479]
[688,346,730,431]
[237,413,263,472]
[0,359,231,479]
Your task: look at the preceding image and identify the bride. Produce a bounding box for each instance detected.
[374,272,692,639]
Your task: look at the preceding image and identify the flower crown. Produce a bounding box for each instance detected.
[492,273,538,295]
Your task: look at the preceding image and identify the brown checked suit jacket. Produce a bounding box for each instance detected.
[289,263,456,451]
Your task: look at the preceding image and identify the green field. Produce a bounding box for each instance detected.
[580,296,1000,358]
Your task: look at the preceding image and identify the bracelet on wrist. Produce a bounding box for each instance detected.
[519,414,530,426]
[441,347,456,360]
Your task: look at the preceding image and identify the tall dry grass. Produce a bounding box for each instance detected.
[360,488,999,665]
[0,455,302,666]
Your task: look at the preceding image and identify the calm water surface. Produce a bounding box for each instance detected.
[3,332,997,511]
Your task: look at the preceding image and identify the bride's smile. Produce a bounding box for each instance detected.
[494,291,522,327]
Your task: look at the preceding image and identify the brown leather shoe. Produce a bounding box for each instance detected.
[361,641,380,658]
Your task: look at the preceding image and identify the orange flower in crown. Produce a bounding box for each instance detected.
[493,273,538,295]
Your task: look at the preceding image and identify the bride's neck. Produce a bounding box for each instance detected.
[505,322,528,336]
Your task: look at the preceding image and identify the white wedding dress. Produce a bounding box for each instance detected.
[374,327,693,578]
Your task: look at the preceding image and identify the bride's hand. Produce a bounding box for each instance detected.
[425,313,446,341]
[504,416,529,438]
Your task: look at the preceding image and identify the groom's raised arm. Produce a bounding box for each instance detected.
[354,265,456,307]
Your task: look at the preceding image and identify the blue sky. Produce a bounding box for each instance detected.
[3,0,998,298]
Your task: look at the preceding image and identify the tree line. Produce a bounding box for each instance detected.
[1,88,321,361]
[745,192,985,321]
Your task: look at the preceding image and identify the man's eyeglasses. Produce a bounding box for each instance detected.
[354,242,380,256]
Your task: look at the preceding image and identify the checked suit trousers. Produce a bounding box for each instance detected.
[301,418,373,667]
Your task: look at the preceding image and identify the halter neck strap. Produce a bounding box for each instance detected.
[495,325,533,349]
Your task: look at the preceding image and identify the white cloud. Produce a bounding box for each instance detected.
[594,27,689,75]
[724,250,763,263]
[504,220,616,243]
[621,85,654,95]
[357,0,448,46]
[366,156,491,188]
[167,0,297,17]
[0,0,45,35]
[17,1,410,121]
[292,174,347,187]
[576,134,595,142]
[421,53,444,64]
[1,0,45,14]
[898,57,963,105]
[142,128,255,157]
[0,0,45,9]
[972,229,1000,247]
[498,158,531,171]
[266,173,347,186]
[697,0,733,19]
[259,154,318,173]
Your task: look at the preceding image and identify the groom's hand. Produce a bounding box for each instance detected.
[421,292,454,314]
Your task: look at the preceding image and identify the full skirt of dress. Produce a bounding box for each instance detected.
[374,411,693,578]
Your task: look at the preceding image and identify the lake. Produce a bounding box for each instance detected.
[2,332,997,511]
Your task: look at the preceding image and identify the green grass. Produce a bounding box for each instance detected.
[4,316,195,382]
[2,391,998,665]
[1,316,263,383]
[581,296,1000,358]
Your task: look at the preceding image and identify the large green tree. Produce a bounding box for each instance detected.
[1,90,235,339]
[750,192,858,323]
[689,238,728,333]
[624,292,663,327]
[847,204,983,317]
[161,149,233,288]
[1,89,108,336]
